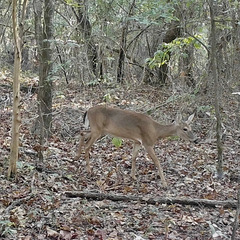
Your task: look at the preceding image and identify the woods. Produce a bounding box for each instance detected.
[0,0,240,239]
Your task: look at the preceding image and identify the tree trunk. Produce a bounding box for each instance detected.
[231,188,240,240]
[144,21,181,85]
[180,47,195,88]
[209,0,223,178]
[116,0,136,83]
[35,0,54,138]
[117,25,128,83]
[8,0,29,178]
[73,0,98,77]
[160,21,181,85]
[232,6,240,128]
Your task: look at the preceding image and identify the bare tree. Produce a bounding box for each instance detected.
[231,188,240,240]
[8,0,29,178]
[117,0,136,83]
[72,0,98,78]
[32,0,54,163]
[34,0,54,138]
[209,0,223,178]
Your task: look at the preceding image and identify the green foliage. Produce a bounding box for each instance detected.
[112,137,122,148]
[197,105,215,117]
[91,0,178,34]
[146,47,170,69]
[64,0,81,8]
[130,0,178,25]
[168,136,180,141]
[146,35,203,69]
[197,105,212,112]
[103,93,112,102]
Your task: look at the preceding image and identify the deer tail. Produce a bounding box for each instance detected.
[83,111,89,128]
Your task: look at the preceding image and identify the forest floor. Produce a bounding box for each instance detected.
[0,73,240,240]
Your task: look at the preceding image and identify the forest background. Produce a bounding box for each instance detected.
[0,0,240,239]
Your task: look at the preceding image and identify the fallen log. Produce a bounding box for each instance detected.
[65,191,237,208]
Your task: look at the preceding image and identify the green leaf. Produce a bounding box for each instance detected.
[65,174,74,181]
[104,93,112,102]
[112,137,122,148]
[194,42,201,49]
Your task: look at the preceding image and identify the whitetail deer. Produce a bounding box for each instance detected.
[75,105,196,187]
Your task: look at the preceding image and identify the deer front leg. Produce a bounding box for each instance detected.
[74,132,85,160]
[84,132,101,173]
[144,145,167,188]
[130,142,141,180]
[74,132,91,160]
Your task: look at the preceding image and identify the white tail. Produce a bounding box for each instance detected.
[75,105,196,187]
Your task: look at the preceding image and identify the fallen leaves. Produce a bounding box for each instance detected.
[0,82,239,239]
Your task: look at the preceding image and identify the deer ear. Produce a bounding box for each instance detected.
[186,113,194,124]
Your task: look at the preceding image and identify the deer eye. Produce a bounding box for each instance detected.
[183,128,188,132]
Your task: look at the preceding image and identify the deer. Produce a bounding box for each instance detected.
[75,105,197,187]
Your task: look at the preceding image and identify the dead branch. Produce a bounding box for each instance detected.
[65,191,237,209]
[231,188,240,240]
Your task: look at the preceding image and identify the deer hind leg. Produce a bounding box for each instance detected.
[130,142,141,180]
[144,145,167,187]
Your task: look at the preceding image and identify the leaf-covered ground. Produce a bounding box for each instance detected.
[0,75,239,239]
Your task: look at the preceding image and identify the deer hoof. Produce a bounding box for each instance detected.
[86,166,91,174]
[162,182,168,189]
[130,174,137,180]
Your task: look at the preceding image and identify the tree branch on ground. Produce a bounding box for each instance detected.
[65,191,238,209]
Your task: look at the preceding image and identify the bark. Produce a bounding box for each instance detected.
[180,48,195,88]
[116,24,128,83]
[21,4,30,71]
[116,0,136,83]
[231,188,240,240]
[144,21,181,85]
[232,6,240,128]
[73,0,98,77]
[8,0,21,178]
[8,0,29,179]
[160,21,181,85]
[55,42,69,84]
[209,0,223,178]
[65,191,238,209]
[35,0,54,138]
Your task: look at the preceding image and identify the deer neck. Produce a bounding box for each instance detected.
[155,122,177,139]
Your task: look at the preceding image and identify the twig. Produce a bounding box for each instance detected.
[4,194,34,213]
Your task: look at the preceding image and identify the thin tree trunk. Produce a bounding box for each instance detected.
[209,0,223,178]
[232,6,240,128]
[231,188,240,240]
[55,43,69,84]
[116,0,135,83]
[32,0,54,163]
[37,0,54,138]
[73,0,98,77]
[8,0,29,178]
[117,25,128,83]
[32,0,44,163]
